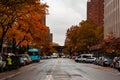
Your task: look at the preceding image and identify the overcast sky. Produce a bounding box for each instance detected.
[41,0,87,46]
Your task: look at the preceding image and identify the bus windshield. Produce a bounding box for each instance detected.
[28,52,39,56]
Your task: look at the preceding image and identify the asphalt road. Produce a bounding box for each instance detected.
[7,58,120,80]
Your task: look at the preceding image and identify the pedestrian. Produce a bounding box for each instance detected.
[6,56,12,70]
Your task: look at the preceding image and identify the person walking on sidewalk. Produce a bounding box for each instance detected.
[6,56,12,70]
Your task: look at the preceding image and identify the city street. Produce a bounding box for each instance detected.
[3,58,120,80]
[0,0,120,80]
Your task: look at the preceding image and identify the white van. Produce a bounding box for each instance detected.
[76,54,95,63]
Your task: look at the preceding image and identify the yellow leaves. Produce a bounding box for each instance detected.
[95,26,104,40]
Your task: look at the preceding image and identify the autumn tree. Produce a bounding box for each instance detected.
[95,25,104,42]
[65,20,103,55]
[0,0,34,52]
[65,25,79,55]
[35,28,51,55]
[0,0,48,53]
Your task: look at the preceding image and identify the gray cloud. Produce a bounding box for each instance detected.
[42,0,87,46]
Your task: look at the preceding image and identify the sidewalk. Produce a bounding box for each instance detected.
[0,62,40,80]
[0,61,43,80]
[0,69,21,80]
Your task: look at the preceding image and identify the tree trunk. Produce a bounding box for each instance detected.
[12,37,16,54]
[0,38,4,53]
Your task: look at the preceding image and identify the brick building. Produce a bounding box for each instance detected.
[87,0,104,26]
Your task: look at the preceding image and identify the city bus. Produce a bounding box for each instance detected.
[28,48,40,62]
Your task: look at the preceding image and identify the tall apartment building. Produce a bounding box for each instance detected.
[39,0,46,25]
[40,1,53,43]
[40,15,46,25]
[87,0,104,26]
[104,0,120,38]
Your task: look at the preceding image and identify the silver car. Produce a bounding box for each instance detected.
[99,56,112,66]
[112,57,120,71]
[85,57,96,63]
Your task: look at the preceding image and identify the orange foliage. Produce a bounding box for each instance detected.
[5,2,48,47]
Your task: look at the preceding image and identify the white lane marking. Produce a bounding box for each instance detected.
[45,75,53,80]
[45,59,59,80]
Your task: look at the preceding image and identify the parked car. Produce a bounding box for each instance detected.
[41,56,48,59]
[95,57,102,65]
[94,57,100,65]
[75,56,80,62]
[18,55,26,66]
[10,55,21,69]
[61,55,66,58]
[0,56,7,71]
[112,57,120,71]
[3,53,21,69]
[75,54,94,63]
[19,54,32,64]
[47,56,51,59]
[72,56,76,59]
[99,56,112,66]
[51,55,58,58]
[24,54,32,64]
[85,57,96,63]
